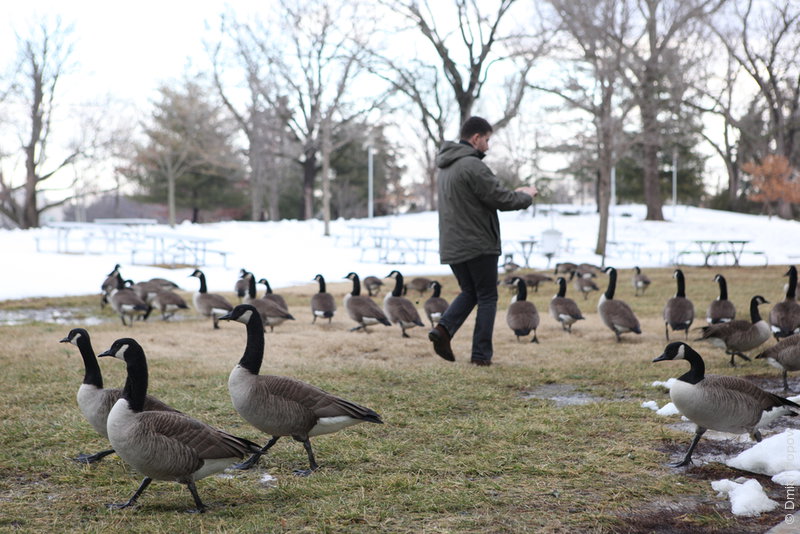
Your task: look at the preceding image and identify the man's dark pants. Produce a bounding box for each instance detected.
[437,254,499,363]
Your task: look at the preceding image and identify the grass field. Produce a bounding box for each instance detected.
[0,265,796,533]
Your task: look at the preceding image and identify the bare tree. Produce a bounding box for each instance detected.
[713,0,800,218]
[0,18,83,228]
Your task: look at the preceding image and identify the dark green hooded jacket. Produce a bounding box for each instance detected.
[436,141,533,264]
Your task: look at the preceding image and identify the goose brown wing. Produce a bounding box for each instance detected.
[703,375,800,411]
[138,411,255,460]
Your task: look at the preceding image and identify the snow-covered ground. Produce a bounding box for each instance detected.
[2,203,798,301]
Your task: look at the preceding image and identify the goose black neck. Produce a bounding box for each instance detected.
[122,347,149,413]
[391,273,404,297]
[350,275,361,296]
[716,276,728,300]
[317,276,327,294]
[749,298,763,323]
[196,273,208,294]
[675,271,686,298]
[787,267,798,300]
[556,278,566,298]
[247,274,257,298]
[78,334,103,389]
[604,269,617,300]
[516,280,528,301]
[431,283,441,298]
[239,311,265,375]
[677,346,705,385]
[264,280,273,294]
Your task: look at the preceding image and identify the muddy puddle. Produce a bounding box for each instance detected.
[519,383,604,407]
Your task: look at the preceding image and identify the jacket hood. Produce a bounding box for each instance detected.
[436,141,484,169]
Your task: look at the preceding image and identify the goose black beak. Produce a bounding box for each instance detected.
[218,311,234,321]
[97,348,114,358]
[58,336,70,343]
[652,353,670,363]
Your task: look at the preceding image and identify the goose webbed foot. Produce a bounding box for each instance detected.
[233,452,262,470]
[73,449,115,464]
[670,456,694,468]
[107,477,151,510]
[531,334,539,344]
[402,331,410,338]
[185,481,206,513]
[292,467,317,477]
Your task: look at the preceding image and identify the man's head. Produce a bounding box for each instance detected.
[459,116,493,153]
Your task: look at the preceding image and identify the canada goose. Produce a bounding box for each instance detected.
[549,277,584,333]
[696,295,771,366]
[131,280,162,320]
[706,274,736,324]
[769,266,800,340]
[653,341,799,467]
[100,264,122,307]
[234,268,249,302]
[384,271,425,338]
[577,263,601,277]
[570,270,599,300]
[756,334,800,392]
[219,304,383,474]
[554,262,578,275]
[257,278,289,310]
[343,272,391,332]
[311,274,336,324]
[405,276,433,297]
[632,266,651,297]
[503,254,521,273]
[189,269,233,329]
[243,272,295,332]
[59,328,175,464]
[150,289,189,321]
[97,338,260,512]
[597,266,641,342]
[663,269,695,340]
[506,277,540,343]
[147,278,180,291]
[521,272,554,293]
[108,278,149,327]
[363,275,384,297]
[423,281,449,328]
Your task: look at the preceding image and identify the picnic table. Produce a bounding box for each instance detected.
[131,231,229,267]
[677,239,766,267]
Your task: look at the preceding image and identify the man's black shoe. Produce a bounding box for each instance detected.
[428,324,455,362]
[470,359,492,367]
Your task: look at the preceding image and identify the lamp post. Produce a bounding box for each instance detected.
[367,145,374,219]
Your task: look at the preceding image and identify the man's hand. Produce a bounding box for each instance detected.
[516,185,538,197]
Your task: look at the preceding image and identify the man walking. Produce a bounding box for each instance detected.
[429,116,537,366]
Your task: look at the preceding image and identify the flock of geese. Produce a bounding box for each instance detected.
[69,261,800,510]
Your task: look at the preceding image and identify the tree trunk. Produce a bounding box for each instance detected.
[301,149,317,220]
[321,121,332,236]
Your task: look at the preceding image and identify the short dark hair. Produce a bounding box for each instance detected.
[459,116,493,140]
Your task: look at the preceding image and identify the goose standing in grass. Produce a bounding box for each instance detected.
[756,334,800,392]
[234,268,249,303]
[506,277,540,343]
[632,266,651,297]
[344,272,391,332]
[310,274,336,324]
[363,275,384,297]
[406,276,432,297]
[258,277,289,310]
[243,272,295,332]
[597,267,641,342]
[59,328,176,464]
[384,270,425,338]
[706,274,736,324]
[570,270,599,301]
[769,265,800,340]
[219,304,384,475]
[663,269,694,340]
[423,281,449,328]
[98,338,260,512]
[108,278,149,327]
[100,264,122,308]
[189,269,233,329]
[696,295,771,366]
[150,289,189,321]
[554,262,578,276]
[549,277,584,333]
[653,341,799,467]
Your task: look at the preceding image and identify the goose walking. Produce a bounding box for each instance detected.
[756,334,800,392]
[632,266,651,297]
[597,267,641,342]
[769,266,800,340]
[60,328,175,464]
[363,276,384,297]
[150,289,189,321]
[234,268,249,303]
[653,342,799,467]
[310,274,336,324]
[549,277,584,333]
[189,269,233,329]
[405,276,433,297]
[696,295,770,366]
[219,304,383,475]
[423,281,449,328]
[343,272,391,333]
[706,274,736,324]
[258,278,289,310]
[243,272,295,332]
[663,269,694,340]
[384,271,425,338]
[506,277,540,343]
[108,279,149,327]
[97,338,260,512]
[571,270,599,301]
